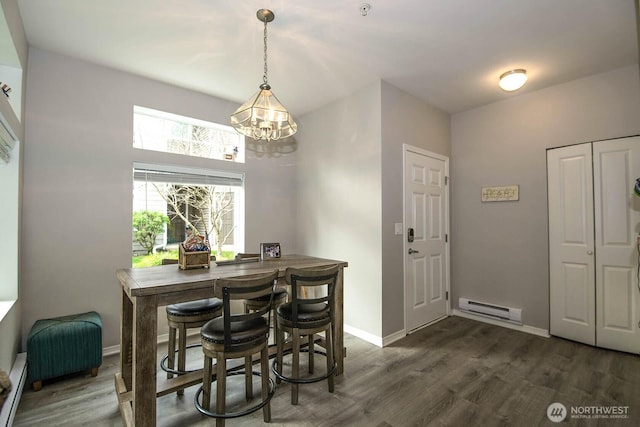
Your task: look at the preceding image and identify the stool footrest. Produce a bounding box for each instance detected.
[160,342,203,375]
[271,353,337,385]
[194,371,275,419]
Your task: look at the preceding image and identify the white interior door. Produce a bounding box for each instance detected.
[548,143,596,345]
[404,146,449,332]
[593,137,640,353]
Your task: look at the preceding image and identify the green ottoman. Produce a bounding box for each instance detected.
[27,311,102,391]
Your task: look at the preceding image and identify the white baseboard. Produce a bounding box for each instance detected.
[343,325,407,348]
[0,353,26,427]
[105,317,546,358]
[103,344,120,357]
[452,309,550,338]
[382,329,406,346]
[344,324,383,348]
[102,330,198,357]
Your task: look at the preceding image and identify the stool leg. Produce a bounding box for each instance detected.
[32,380,42,392]
[272,306,278,347]
[261,346,271,422]
[308,333,314,374]
[177,323,187,395]
[245,355,253,400]
[275,320,284,385]
[216,354,227,427]
[326,326,334,393]
[167,326,176,380]
[202,354,212,410]
[91,367,99,377]
[292,328,300,405]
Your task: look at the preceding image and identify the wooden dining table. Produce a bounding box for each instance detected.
[115,254,348,427]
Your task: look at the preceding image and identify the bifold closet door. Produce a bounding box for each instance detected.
[548,143,596,346]
[593,137,640,354]
[548,136,640,354]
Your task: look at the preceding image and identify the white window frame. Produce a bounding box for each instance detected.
[133,106,245,163]
[132,162,245,255]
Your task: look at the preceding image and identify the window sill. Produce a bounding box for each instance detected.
[0,300,16,323]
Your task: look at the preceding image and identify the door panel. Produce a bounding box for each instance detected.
[602,266,633,330]
[548,143,596,345]
[593,137,640,353]
[405,147,449,332]
[412,256,427,307]
[429,254,443,302]
[562,262,591,324]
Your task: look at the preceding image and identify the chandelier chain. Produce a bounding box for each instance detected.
[263,19,268,85]
[230,9,297,141]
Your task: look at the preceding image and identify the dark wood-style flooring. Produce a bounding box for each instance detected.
[13,316,640,426]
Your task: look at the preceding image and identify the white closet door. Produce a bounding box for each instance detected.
[548,143,596,345]
[593,136,640,353]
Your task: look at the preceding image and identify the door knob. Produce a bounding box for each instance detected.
[587,250,593,255]
[408,248,419,254]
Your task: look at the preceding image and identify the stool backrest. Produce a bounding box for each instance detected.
[215,269,279,351]
[285,265,340,327]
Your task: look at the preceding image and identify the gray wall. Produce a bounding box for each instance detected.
[380,81,450,338]
[21,48,298,348]
[450,65,640,330]
[295,80,451,343]
[296,81,383,339]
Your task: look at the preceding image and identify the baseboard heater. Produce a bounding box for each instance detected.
[0,353,27,427]
[459,297,522,325]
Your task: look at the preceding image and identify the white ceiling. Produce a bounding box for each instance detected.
[16,0,639,116]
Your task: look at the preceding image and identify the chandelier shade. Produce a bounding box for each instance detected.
[230,9,297,142]
[230,83,297,141]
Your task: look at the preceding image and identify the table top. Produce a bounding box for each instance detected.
[117,254,348,297]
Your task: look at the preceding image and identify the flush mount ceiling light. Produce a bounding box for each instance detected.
[230,9,297,142]
[499,69,527,91]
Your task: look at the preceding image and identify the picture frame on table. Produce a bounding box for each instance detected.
[260,242,281,260]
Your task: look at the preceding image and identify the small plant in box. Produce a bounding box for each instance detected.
[179,225,211,269]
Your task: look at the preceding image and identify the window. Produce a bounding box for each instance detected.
[0,138,19,319]
[132,164,245,265]
[133,106,245,163]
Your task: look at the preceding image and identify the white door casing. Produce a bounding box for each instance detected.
[403,145,449,332]
[548,143,596,345]
[593,137,640,353]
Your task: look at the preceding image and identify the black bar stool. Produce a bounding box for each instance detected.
[194,269,279,427]
[272,265,340,405]
[160,258,222,396]
[237,254,288,343]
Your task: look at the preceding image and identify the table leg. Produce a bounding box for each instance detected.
[120,288,133,391]
[335,267,344,375]
[133,295,158,426]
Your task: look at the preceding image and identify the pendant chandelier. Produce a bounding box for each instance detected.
[230,9,297,142]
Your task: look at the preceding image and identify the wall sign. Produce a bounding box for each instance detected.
[481,185,519,202]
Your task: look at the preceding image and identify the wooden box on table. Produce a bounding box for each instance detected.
[178,244,210,269]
